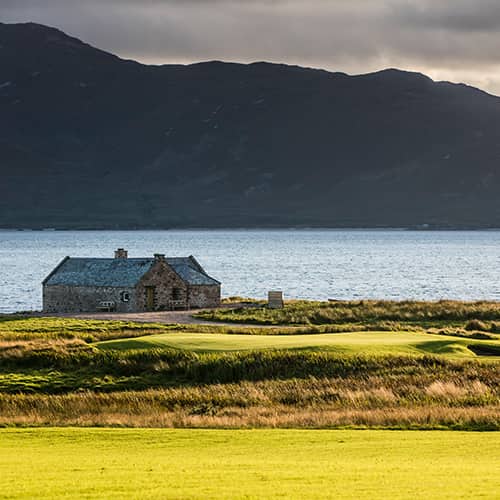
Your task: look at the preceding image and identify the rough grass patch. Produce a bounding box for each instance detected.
[196,300,500,326]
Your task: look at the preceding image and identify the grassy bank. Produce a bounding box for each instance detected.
[1,346,499,429]
[1,429,499,499]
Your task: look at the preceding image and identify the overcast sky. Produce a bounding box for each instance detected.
[2,0,500,95]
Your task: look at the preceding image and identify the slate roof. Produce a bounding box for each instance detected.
[43,257,220,287]
[167,258,220,286]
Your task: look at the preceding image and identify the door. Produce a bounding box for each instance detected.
[145,286,155,311]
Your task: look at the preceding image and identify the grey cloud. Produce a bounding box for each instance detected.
[391,0,500,32]
[2,0,500,95]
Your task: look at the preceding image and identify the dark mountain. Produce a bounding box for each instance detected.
[1,22,500,228]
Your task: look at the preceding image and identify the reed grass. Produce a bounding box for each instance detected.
[1,384,498,429]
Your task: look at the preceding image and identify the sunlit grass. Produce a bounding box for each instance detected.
[1,429,499,499]
[96,330,498,358]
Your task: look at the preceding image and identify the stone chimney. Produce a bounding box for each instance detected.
[114,248,128,259]
[154,253,165,262]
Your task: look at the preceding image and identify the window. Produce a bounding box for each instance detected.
[172,288,182,301]
[120,291,130,302]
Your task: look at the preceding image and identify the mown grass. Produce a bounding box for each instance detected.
[95,330,500,358]
[1,429,499,499]
[196,299,500,327]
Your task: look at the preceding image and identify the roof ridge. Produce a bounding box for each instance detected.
[68,257,154,260]
[67,256,194,259]
[44,255,220,286]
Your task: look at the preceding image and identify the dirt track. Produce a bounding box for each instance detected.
[50,303,265,327]
[61,309,216,325]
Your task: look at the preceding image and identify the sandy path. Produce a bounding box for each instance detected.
[49,303,271,328]
[61,309,217,325]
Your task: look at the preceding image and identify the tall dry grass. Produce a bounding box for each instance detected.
[1,385,498,429]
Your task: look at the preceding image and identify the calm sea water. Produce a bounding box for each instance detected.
[0,230,499,313]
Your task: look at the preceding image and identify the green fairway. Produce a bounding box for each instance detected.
[96,330,497,357]
[0,429,498,499]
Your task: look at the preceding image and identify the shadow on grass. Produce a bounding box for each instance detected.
[414,340,473,356]
[467,343,500,357]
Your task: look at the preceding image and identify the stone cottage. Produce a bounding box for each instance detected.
[42,249,221,313]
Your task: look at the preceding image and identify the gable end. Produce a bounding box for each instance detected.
[42,256,70,285]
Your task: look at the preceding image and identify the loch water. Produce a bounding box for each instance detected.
[0,229,499,313]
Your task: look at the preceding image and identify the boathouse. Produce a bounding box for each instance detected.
[42,249,221,313]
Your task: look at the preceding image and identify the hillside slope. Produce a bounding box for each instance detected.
[1,22,500,228]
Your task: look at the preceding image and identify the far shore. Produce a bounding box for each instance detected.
[2,227,500,232]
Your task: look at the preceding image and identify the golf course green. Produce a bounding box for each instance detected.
[96,329,497,357]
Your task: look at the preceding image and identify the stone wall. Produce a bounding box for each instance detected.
[43,259,221,313]
[43,285,137,313]
[188,284,221,309]
[136,260,188,311]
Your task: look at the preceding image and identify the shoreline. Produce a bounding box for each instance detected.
[2,227,500,232]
